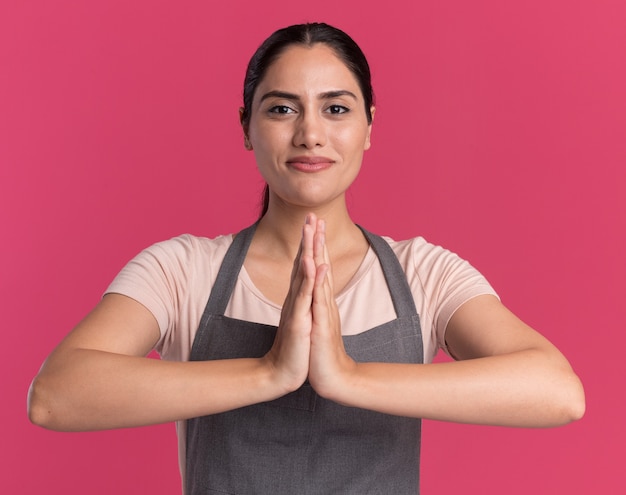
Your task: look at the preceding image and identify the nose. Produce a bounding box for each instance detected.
[293,111,326,149]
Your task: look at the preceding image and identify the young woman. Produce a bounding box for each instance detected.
[28,23,585,494]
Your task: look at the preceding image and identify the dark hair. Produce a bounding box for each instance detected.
[241,23,375,217]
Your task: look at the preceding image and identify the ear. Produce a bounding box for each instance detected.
[239,107,253,151]
[364,106,375,151]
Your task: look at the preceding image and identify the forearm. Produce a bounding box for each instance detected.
[323,349,585,427]
[28,348,286,431]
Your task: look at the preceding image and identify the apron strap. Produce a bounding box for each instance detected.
[358,226,419,319]
[203,222,417,319]
[204,222,258,315]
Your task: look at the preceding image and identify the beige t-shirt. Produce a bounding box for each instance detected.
[106,232,497,362]
[105,232,497,479]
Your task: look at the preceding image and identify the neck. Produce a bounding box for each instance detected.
[253,196,362,261]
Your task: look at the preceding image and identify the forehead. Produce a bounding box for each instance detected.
[255,44,363,98]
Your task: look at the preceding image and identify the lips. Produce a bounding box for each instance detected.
[286,156,334,172]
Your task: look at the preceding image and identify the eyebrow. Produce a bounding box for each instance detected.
[259,89,358,103]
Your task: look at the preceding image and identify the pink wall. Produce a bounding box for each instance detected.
[2,0,624,492]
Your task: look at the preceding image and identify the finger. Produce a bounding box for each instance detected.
[302,214,315,260]
[312,263,330,327]
[312,218,334,292]
[322,239,334,289]
[283,216,318,316]
[288,234,304,281]
[313,219,326,270]
[288,215,315,282]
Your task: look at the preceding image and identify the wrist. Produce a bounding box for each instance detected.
[310,356,358,404]
[259,354,307,397]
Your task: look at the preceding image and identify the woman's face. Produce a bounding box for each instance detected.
[245,43,374,211]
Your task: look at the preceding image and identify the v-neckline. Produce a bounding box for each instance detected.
[237,242,377,309]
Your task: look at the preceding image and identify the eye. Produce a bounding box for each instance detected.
[326,105,349,115]
[268,105,295,115]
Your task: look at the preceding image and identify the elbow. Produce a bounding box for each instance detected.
[564,374,586,423]
[27,375,61,430]
[551,371,586,426]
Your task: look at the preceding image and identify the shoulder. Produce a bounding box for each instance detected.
[374,234,498,359]
[383,235,464,277]
[138,233,233,262]
[120,233,233,278]
[384,234,496,296]
[104,233,235,345]
[106,233,234,301]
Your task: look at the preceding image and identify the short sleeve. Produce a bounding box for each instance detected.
[403,238,499,359]
[104,234,206,355]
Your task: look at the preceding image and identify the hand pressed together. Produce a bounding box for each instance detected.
[263,213,356,398]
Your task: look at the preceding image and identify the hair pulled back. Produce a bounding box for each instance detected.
[241,22,375,216]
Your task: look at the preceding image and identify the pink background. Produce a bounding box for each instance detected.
[2,0,624,492]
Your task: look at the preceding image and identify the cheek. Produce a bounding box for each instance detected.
[249,122,291,152]
[250,130,290,172]
[334,126,370,153]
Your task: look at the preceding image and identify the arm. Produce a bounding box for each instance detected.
[28,223,321,432]
[316,295,584,427]
[307,229,585,427]
[28,219,333,432]
[27,293,288,431]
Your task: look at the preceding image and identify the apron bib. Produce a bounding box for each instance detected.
[186,224,424,494]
